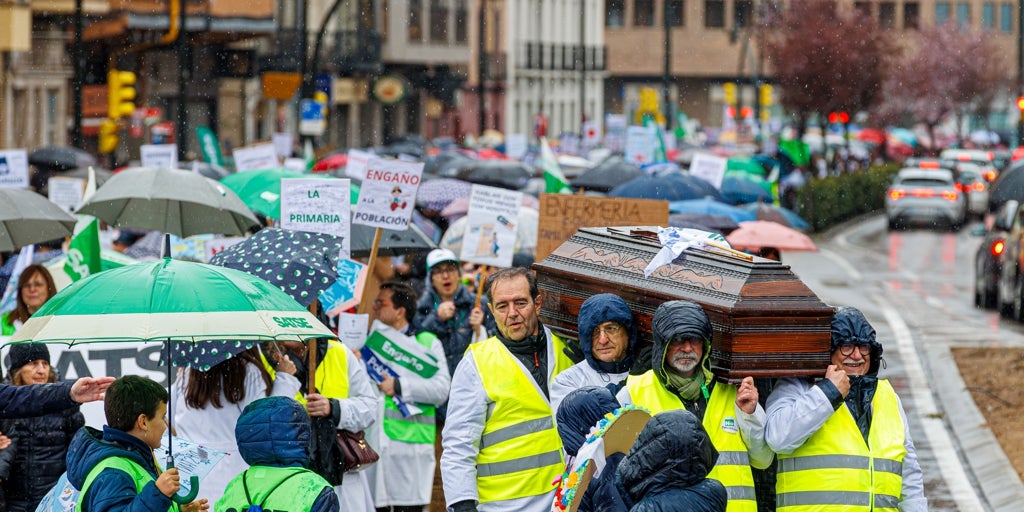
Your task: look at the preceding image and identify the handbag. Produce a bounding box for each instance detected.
[337,429,379,472]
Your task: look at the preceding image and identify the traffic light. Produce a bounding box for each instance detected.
[723,82,737,106]
[1017,96,1024,121]
[107,70,137,120]
[98,119,119,154]
[760,84,773,106]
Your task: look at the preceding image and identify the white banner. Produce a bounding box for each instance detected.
[47,177,86,213]
[459,184,521,267]
[353,158,423,230]
[505,133,528,159]
[272,133,294,159]
[0,149,30,189]
[582,121,602,146]
[280,178,352,258]
[689,153,728,190]
[140,144,179,169]
[624,126,655,166]
[345,149,373,180]
[233,143,279,172]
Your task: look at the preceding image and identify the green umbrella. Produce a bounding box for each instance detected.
[726,157,767,177]
[778,139,811,167]
[78,167,259,237]
[220,168,360,219]
[0,188,77,252]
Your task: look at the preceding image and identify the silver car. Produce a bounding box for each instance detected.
[886,168,967,231]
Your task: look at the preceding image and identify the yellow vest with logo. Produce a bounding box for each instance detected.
[775,379,906,512]
[468,333,574,503]
[626,370,757,512]
[262,341,349,405]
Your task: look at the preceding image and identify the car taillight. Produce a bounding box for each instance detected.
[984,170,997,181]
[940,190,958,202]
[889,189,906,200]
[993,239,1006,256]
[910,188,936,198]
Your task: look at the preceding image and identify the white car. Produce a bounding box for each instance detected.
[886,168,967,231]
[954,165,989,217]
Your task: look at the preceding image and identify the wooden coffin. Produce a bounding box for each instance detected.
[534,226,833,382]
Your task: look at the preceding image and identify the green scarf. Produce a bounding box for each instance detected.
[660,342,713,401]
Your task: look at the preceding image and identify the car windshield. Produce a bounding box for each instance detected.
[900,178,951,187]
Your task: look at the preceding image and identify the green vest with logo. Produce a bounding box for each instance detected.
[1,312,14,336]
[217,465,331,512]
[382,331,440,445]
[76,456,177,512]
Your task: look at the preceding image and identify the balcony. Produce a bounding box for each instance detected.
[256,27,304,73]
[331,30,383,75]
[519,42,606,72]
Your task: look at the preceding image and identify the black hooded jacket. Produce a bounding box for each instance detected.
[577,294,639,375]
[556,387,627,512]
[615,410,727,512]
[650,301,716,419]
[827,307,885,443]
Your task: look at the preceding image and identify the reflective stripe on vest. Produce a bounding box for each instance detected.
[469,335,572,503]
[776,379,906,512]
[626,371,756,512]
[217,465,331,512]
[382,332,438,444]
[77,456,176,512]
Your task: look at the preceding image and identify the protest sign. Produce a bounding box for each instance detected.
[272,132,294,159]
[536,194,669,260]
[624,126,656,165]
[203,236,245,262]
[505,133,528,159]
[321,258,368,316]
[47,177,85,213]
[283,157,307,172]
[360,322,442,417]
[459,185,521,267]
[232,143,279,172]
[140,144,179,169]
[0,149,29,188]
[689,152,728,189]
[353,158,423,230]
[582,121,601,147]
[280,178,351,258]
[604,114,627,152]
[559,132,581,156]
[337,312,370,350]
[345,149,373,180]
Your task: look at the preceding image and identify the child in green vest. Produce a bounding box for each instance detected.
[65,375,210,512]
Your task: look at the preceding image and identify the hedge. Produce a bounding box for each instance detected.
[793,163,901,233]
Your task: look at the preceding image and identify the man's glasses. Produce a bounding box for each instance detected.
[431,265,459,276]
[838,342,871,356]
[591,323,624,341]
[372,299,393,308]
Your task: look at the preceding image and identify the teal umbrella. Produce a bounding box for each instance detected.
[220,168,360,219]
[726,157,767,177]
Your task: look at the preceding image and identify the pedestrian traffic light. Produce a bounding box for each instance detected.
[107,70,137,120]
[723,82,737,106]
[760,84,773,107]
[98,119,119,154]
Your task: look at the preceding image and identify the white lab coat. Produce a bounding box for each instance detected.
[549,361,630,416]
[325,345,382,512]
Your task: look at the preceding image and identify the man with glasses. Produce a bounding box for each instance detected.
[550,293,637,413]
[616,300,773,512]
[765,306,926,512]
[441,267,575,512]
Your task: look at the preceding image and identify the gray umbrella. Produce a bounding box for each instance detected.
[0,189,77,252]
[78,167,259,237]
[28,146,96,171]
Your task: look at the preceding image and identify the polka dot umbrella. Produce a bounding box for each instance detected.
[208,228,344,307]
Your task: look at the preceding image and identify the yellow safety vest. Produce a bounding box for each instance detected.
[468,334,574,503]
[776,380,906,512]
[626,370,757,512]
[264,340,350,405]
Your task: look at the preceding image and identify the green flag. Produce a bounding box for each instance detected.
[196,126,224,166]
[64,218,101,282]
[540,138,572,194]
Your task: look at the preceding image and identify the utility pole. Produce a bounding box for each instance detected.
[175,0,189,159]
[72,0,83,148]
[662,0,672,130]
[579,0,586,126]
[477,0,487,134]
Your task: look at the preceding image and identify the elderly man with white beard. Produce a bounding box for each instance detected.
[616,300,774,512]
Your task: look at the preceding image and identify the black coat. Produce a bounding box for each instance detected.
[0,404,84,512]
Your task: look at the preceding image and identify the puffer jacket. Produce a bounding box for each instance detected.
[556,386,626,512]
[414,284,496,378]
[0,404,84,511]
[65,426,174,512]
[576,294,638,375]
[615,410,727,512]
[650,300,716,417]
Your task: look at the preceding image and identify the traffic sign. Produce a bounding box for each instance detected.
[299,99,326,136]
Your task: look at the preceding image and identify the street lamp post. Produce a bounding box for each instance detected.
[478,0,487,134]
[663,0,673,130]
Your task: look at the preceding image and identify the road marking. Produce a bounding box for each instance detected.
[820,248,863,281]
[874,293,985,511]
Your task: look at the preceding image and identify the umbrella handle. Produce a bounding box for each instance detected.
[167,457,201,504]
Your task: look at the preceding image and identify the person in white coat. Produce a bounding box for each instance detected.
[550,293,638,414]
[171,345,300,511]
[364,281,450,512]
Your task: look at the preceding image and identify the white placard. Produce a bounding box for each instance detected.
[604,114,628,152]
[203,236,245,262]
[233,143,280,172]
[689,152,728,190]
[140,144,179,169]
[624,126,656,166]
[559,133,581,156]
[582,121,602,146]
[337,313,370,350]
[353,158,424,230]
[0,149,30,189]
[272,133,294,159]
[280,178,352,258]
[459,184,521,268]
[47,177,86,213]
[283,158,307,172]
[505,133,528,159]
[345,149,373,180]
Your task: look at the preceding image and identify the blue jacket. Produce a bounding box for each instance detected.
[576,294,639,375]
[65,426,174,512]
[616,410,727,512]
[0,381,77,419]
[414,284,495,378]
[556,386,627,512]
[234,396,339,512]
[0,402,84,511]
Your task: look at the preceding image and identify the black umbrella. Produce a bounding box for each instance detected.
[28,146,96,171]
[989,162,1024,210]
[668,213,738,233]
[425,152,477,176]
[352,220,436,257]
[609,171,725,202]
[160,340,260,371]
[456,161,536,190]
[570,155,643,192]
[33,166,113,196]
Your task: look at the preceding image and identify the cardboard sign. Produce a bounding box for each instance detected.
[345,149,373,180]
[233,143,279,172]
[140,144,179,169]
[47,177,86,213]
[506,133,528,159]
[280,178,351,258]
[0,149,30,189]
[535,194,670,260]
[459,185,522,267]
[353,158,423,230]
[272,133,294,159]
[624,126,656,166]
[689,152,728,189]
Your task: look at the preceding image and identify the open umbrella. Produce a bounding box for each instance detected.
[668,213,739,233]
[738,202,809,230]
[570,155,643,192]
[609,172,725,202]
[415,178,474,211]
[313,152,348,172]
[220,168,360,219]
[209,228,344,307]
[161,340,261,371]
[79,167,259,237]
[29,146,96,171]
[352,217,437,257]
[721,176,773,205]
[668,198,756,224]
[726,157,767,177]
[726,220,818,252]
[455,161,536,190]
[0,188,77,252]
[989,164,1024,210]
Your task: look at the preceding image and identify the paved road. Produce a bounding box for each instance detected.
[781,214,1024,512]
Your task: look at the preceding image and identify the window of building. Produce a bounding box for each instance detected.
[669,0,685,26]
[455,0,467,42]
[879,2,896,27]
[734,0,753,27]
[429,0,449,42]
[854,1,871,17]
[408,0,423,42]
[904,2,920,28]
[983,2,995,29]
[1001,2,1013,31]
[607,0,625,26]
[705,0,725,27]
[956,2,970,28]
[935,2,950,25]
[634,0,654,26]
